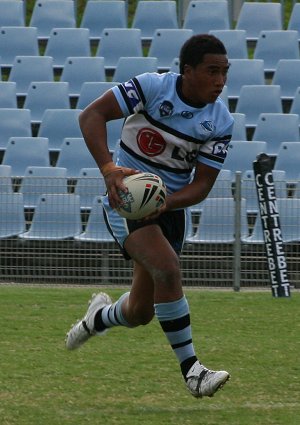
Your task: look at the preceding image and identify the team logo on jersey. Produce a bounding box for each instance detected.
[137,128,166,156]
[200,120,215,132]
[159,101,174,117]
[123,80,142,112]
[181,111,193,119]
[212,140,230,158]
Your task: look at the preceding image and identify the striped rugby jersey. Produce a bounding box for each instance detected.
[111,72,233,193]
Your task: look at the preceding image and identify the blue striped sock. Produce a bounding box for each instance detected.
[154,296,197,377]
[94,292,132,330]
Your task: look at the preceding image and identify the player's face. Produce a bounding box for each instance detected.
[182,54,230,104]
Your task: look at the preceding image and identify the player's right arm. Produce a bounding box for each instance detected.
[79,90,138,208]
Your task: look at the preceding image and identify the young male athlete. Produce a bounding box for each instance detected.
[66,34,233,398]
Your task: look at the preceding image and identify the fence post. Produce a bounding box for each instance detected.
[233,171,242,292]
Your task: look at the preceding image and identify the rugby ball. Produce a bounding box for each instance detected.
[116,172,167,220]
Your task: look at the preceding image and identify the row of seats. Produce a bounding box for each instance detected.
[1,26,300,72]
[2,1,300,44]
[1,192,300,243]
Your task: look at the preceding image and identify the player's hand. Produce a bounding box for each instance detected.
[103,166,139,209]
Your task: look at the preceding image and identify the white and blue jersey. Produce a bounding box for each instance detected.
[112,72,233,194]
[102,72,233,258]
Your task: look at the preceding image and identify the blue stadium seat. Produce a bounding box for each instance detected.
[235,2,282,43]
[2,137,50,177]
[186,197,249,243]
[80,0,127,42]
[0,109,32,151]
[29,0,76,40]
[55,138,98,178]
[74,196,114,242]
[0,193,26,239]
[96,28,143,72]
[147,29,193,71]
[243,198,300,243]
[0,1,25,27]
[113,56,158,82]
[254,30,299,74]
[74,168,106,210]
[169,58,179,73]
[252,113,300,156]
[209,30,248,59]
[235,85,282,128]
[19,194,82,240]
[38,109,82,153]
[0,82,18,108]
[107,119,124,152]
[183,1,230,34]
[226,59,265,99]
[273,142,300,184]
[289,87,300,115]
[19,166,68,209]
[44,28,91,69]
[223,141,268,178]
[0,165,13,193]
[23,82,70,124]
[60,57,106,97]
[272,59,300,101]
[76,82,117,110]
[132,1,178,42]
[231,113,247,141]
[0,26,39,68]
[287,3,300,38]
[8,56,54,97]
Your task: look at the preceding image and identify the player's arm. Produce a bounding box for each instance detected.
[79,90,138,208]
[165,162,220,211]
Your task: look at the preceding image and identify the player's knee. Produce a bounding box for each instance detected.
[132,304,154,326]
[152,257,181,286]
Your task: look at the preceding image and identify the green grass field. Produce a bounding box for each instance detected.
[1,286,299,425]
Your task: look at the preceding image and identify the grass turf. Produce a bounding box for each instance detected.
[0,286,299,425]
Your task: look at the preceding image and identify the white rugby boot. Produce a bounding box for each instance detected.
[65,292,112,350]
[186,360,230,398]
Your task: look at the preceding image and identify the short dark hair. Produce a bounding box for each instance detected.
[179,34,227,74]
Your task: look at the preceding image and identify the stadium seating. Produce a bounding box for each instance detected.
[107,119,124,152]
[8,56,54,97]
[169,58,179,73]
[273,142,300,184]
[23,82,70,124]
[186,197,249,243]
[44,28,91,69]
[0,26,39,68]
[74,168,106,210]
[132,1,179,42]
[0,165,13,193]
[287,3,300,37]
[223,141,268,178]
[289,87,300,115]
[55,138,98,178]
[231,113,247,141]
[0,82,18,108]
[19,194,82,240]
[76,82,117,110]
[60,56,106,97]
[235,85,282,128]
[235,2,282,43]
[19,166,68,209]
[183,1,230,34]
[74,196,114,242]
[272,59,300,101]
[0,193,26,239]
[226,59,265,100]
[254,30,299,74]
[2,137,50,177]
[209,29,248,59]
[147,29,193,71]
[96,28,143,72]
[0,1,25,27]
[37,109,82,153]
[29,0,76,40]
[252,113,300,156]
[0,109,32,151]
[113,57,158,82]
[80,0,127,42]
